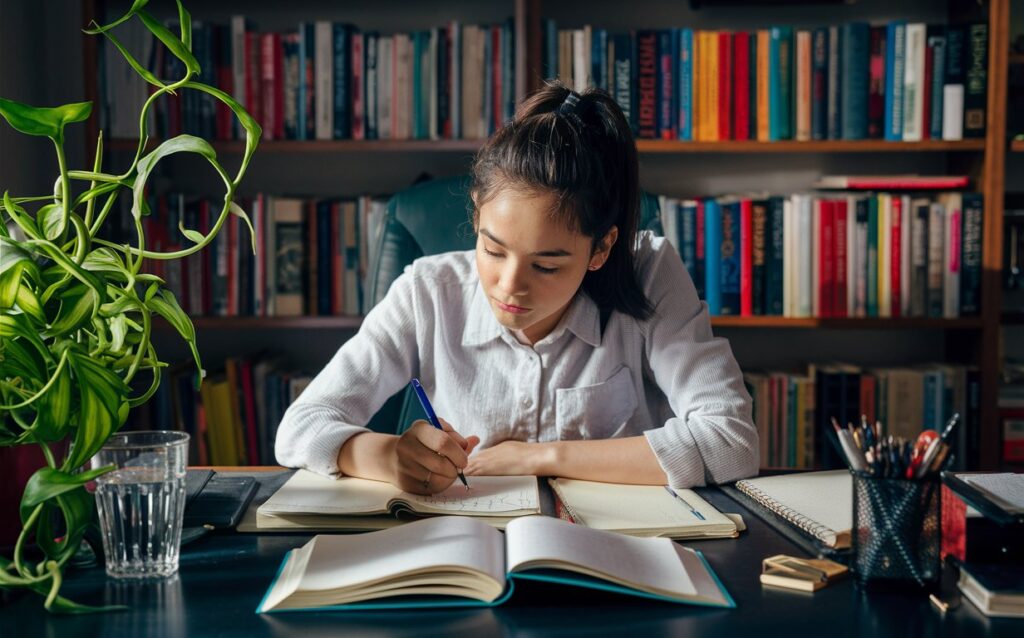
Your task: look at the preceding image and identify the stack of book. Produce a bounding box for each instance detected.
[543,21,989,141]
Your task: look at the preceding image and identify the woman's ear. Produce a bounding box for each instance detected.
[588,226,619,271]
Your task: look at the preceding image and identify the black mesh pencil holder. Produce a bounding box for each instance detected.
[851,471,941,590]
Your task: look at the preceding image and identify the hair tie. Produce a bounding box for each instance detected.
[558,91,582,117]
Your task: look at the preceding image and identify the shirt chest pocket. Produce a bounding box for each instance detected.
[555,366,639,440]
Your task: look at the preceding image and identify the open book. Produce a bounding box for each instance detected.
[256,470,541,530]
[733,470,852,549]
[257,515,734,612]
[548,478,740,539]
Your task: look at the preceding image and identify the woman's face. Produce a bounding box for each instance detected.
[475,188,616,344]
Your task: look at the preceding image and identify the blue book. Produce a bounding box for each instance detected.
[255,513,735,612]
[927,27,947,140]
[811,28,829,140]
[657,29,677,138]
[592,28,608,91]
[960,192,984,315]
[612,33,634,131]
[884,21,906,141]
[841,23,870,140]
[679,201,697,287]
[769,26,793,140]
[720,200,741,316]
[332,24,353,140]
[704,199,723,315]
[543,19,558,80]
[766,196,785,316]
[678,28,694,140]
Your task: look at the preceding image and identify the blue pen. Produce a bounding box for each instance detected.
[664,486,705,521]
[410,379,469,489]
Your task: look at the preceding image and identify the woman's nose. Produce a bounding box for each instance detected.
[497,262,528,296]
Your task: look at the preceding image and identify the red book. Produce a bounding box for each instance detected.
[890,196,902,318]
[260,33,276,140]
[636,31,658,139]
[199,200,213,316]
[859,373,876,425]
[351,33,365,141]
[867,26,886,139]
[833,198,848,318]
[740,198,753,316]
[814,175,970,190]
[732,32,751,141]
[819,199,835,318]
[227,210,238,316]
[244,31,262,138]
[718,31,733,141]
[272,32,285,140]
[239,358,261,465]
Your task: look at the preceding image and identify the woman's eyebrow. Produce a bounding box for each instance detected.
[479,228,574,257]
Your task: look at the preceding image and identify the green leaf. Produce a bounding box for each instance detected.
[95,25,166,90]
[35,488,93,563]
[0,236,41,280]
[38,203,66,241]
[65,352,130,470]
[147,289,202,373]
[20,466,115,523]
[133,135,215,222]
[229,201,257,252]
[0,314,52,364]
[3,191,39,238]
[16,284,47,324]
[81,247,128,275]
[0,261,25,308]
[0,98,91,140]
[0,333,46,380]
[109,314,127,351]
[176,0,192,51]
[136,10,200,77]
[34,358,72,439]
[184,81,262,153]
[178,225,205,245]
[44,288,97,337]
[82,0,149,34]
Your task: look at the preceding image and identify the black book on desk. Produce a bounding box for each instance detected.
[958,562,1024,618]
[941,472,1024,565]
[183,470,258,529]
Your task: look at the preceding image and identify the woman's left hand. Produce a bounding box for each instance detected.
[463,440,551,476]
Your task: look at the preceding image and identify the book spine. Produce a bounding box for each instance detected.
[694,199,706,300]
[867,26,886,139]
[636,31,658,139]
[315,21,333,140]
[927,28,946,141]
[841,23,869,140]
[720,200,741,315]
[902,23,926,142]
[910,201,929,317]
[678,29,693,140]
[794,30,811,141]
[963,22,988,138]
[740,198,753,316]
[890,195,902,318]
[943,194,962,318]
[613,33,635,136]
[717,31,732,141]
[942,25,965,141]
[752,200,767,315]
[826,25,841,140]
[927,202,945,317]
[834,199,848,317]
[732,31,750,141]
[959,193,983,315]
[811,27,828,140]
[767,196,785,316]
[769,26,792,140]
[705,199,722,315]
[884,21,906,141]
[659,29,677,139]
[333,24,352,139]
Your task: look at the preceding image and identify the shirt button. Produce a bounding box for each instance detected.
[522,396,532,407]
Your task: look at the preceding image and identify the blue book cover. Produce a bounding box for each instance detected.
[927,27,947,140]
[333,24,353,140]
[543,19,558,80]
[678,28,693,141]
[960,192,983,315]
[680,201,697,285]
[592,28,608,91]
[811,27,829,140]
[704,199,722,315]
[841,22,870,140]
[612,33,635,132]
[884,21,906,141]
[769,26,793,140]
[720,200,741,316]
[766,196,785,316]
[657,30,677,139]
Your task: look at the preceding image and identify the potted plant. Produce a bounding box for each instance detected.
[0,0,259,611]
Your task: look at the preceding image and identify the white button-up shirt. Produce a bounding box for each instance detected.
[274,232,759,488]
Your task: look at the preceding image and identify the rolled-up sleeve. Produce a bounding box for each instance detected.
[640,243,759,488]
[274,271,421,477]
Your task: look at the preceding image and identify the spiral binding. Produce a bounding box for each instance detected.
[735,480,837,545]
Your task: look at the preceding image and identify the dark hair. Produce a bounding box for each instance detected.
[469,80,653,321]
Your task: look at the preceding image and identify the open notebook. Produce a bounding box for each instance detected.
[733,470,852,549]
[548,479,740,539]
[256,470,541,530]
[256,515,734,612]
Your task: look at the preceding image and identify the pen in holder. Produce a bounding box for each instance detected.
[851,471,941,590]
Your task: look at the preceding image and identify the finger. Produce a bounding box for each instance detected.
[409,438,461,479]
[438,418,469,448]
[412,423,470,470]
[464,436,480,455]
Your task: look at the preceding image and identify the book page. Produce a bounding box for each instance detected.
[504,516,701,599]
[258,470,399,515]
[300,516,506,594]
[401,475,540,514]
[736,470,852,544]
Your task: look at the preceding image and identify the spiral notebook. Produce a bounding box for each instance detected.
[732,470,852,550]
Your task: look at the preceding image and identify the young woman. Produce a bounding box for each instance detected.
[275,82,758,494]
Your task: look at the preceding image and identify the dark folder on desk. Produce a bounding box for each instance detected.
[183,470,258,529]
[720,470,852,561]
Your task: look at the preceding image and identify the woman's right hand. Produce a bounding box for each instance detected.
[392,419,479,495]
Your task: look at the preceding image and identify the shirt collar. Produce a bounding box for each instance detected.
[461,282,602,348]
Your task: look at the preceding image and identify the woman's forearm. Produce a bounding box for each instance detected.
[337,431,399,482]
[538,436,669,485]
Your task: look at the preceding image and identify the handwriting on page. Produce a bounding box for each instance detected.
[406,478,537,512]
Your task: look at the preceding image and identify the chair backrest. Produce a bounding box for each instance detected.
[363,174,662,434]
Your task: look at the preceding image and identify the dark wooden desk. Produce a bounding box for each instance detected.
[0,472,1019,637]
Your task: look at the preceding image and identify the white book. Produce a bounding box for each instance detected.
[798,195,813,318]
[901,23,926,141]
[314,21,333,140]
[257,515,733,612]
[942,84,964,141]
[572,29,587,92]
[258,470,541,531]
[927,201,945,317]
[942,192,962,318]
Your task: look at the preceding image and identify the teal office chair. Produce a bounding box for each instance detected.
[364,175,662,434]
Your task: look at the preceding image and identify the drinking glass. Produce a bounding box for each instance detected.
[91,431,189,579]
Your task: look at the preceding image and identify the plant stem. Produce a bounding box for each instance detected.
[52,138,71,244]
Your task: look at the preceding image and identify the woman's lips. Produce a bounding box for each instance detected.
[495,300,530,314]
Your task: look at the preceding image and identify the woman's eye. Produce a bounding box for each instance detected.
[533,265,558,274]
[483,248,503,258]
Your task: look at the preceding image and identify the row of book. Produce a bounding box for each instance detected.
[136,193,389,318]
[543,20,989,141]
[658,190,983,318]
[745,363,979,470]
[101,17,518,142]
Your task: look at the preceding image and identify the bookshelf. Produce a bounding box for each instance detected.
[79,0,1012,470]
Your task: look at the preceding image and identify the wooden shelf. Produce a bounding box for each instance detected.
[1012,139,1024,153]
[159,315,982,330]
[106,138,986,155]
